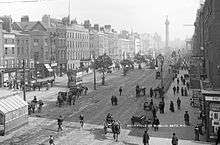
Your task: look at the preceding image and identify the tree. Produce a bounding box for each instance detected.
[134,53,146,69]
[94,54,113,85]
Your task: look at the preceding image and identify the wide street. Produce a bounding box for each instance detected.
[0,65,211,145]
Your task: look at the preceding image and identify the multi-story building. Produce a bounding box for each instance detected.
[89,28,99,58]
[191,0,220,142]
[117,38,132,60]
[13,16,53,79]
[66,23,90,70]
[98,29,109,56]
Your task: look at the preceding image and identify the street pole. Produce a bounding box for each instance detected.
[93,51,96,90]
[22,59,26,101]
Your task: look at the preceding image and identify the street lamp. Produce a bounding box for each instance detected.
[92,51,96,90]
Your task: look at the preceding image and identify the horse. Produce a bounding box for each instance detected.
[111,121,120,142]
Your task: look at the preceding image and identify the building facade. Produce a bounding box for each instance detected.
[66,24,90,70]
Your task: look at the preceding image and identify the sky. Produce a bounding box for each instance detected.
[0,0,201,41]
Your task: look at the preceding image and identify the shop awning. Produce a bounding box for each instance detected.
[0,94,27,115]
[44,64,53,72]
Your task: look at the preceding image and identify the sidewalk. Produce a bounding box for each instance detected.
[0,117,211,145]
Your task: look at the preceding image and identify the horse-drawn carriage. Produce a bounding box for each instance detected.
[103,114,120,136]
[131,115,152,126]
[56,85,87,107]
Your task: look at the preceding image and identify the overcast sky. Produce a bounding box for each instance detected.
[0,0,200,41]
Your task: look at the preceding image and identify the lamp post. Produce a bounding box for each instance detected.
[22,59,26,101]
[92,51,96,90]
[50,33,58,79]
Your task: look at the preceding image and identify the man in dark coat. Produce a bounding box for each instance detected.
[181,87,184,96]
[177,97,181,110]
[172,133,178,145]
[136,84,140,97]
[159,101,163,114]
[57,115,64,132]
[119,86,122,96]
[153,117,160,131]
[184,111,190,126]
[150,88,153,98]
[176,86,179,94]
[143,130,150,145]
[173,86,176,95]
[170,101,174,112]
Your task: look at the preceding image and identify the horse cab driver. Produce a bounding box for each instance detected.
[106,113,113,122]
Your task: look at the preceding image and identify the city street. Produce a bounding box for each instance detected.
[0,68,211,145]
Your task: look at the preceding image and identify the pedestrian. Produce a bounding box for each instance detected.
[111,95,115,106]
[169,101,174,112]
[150,88,153,98]
[161,101,165,114]
[171,133,178,145]
[153,117,160,131]
[177,78,179,85]
[159,101,163,114]
[49,135,55,145]
[177,97,181,110]
[173,86,176,95]
[136,84,140,97]
[152,106,157,118]
[38,100,44,113]
[84,86,88,95]
[184,111,190,126]
[184,88,188,96]
[194,125,199,141]
[181,87,184,96]
[186,82,190,90]
[176,86,179,94]
[57,115,64,132]
[32,96,38,104]
[180,76,183,83]
[143,130,150,145]
[216,127,220,145]
[119,86,122,96]
[183,79,186,85]
[150,99,153,109]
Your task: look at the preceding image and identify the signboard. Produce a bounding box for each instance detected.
[205,96,220,102]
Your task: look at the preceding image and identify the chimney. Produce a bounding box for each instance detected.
[94,24,99,31]
[84,20,91,29]
[100,27,104,32]
[21,15,29,22]
[104,25,111,30]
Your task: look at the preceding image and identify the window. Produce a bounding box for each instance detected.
[12,47,15,54]
[34,39,39,46]
[5,47,8,54]
[11,60,14,68]
[12,39,15,43]
[17,39,20,45]
[4,39,7,44]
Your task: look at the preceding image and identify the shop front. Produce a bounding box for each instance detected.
[0,92,28,135]
[202,90,220,141]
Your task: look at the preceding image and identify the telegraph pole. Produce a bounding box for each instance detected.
[22,59,26,101]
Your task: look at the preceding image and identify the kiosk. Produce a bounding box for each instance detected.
[0,92,28,135]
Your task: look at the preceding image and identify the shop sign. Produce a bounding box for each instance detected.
[210,104,220,112]
[205,96,220,102]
